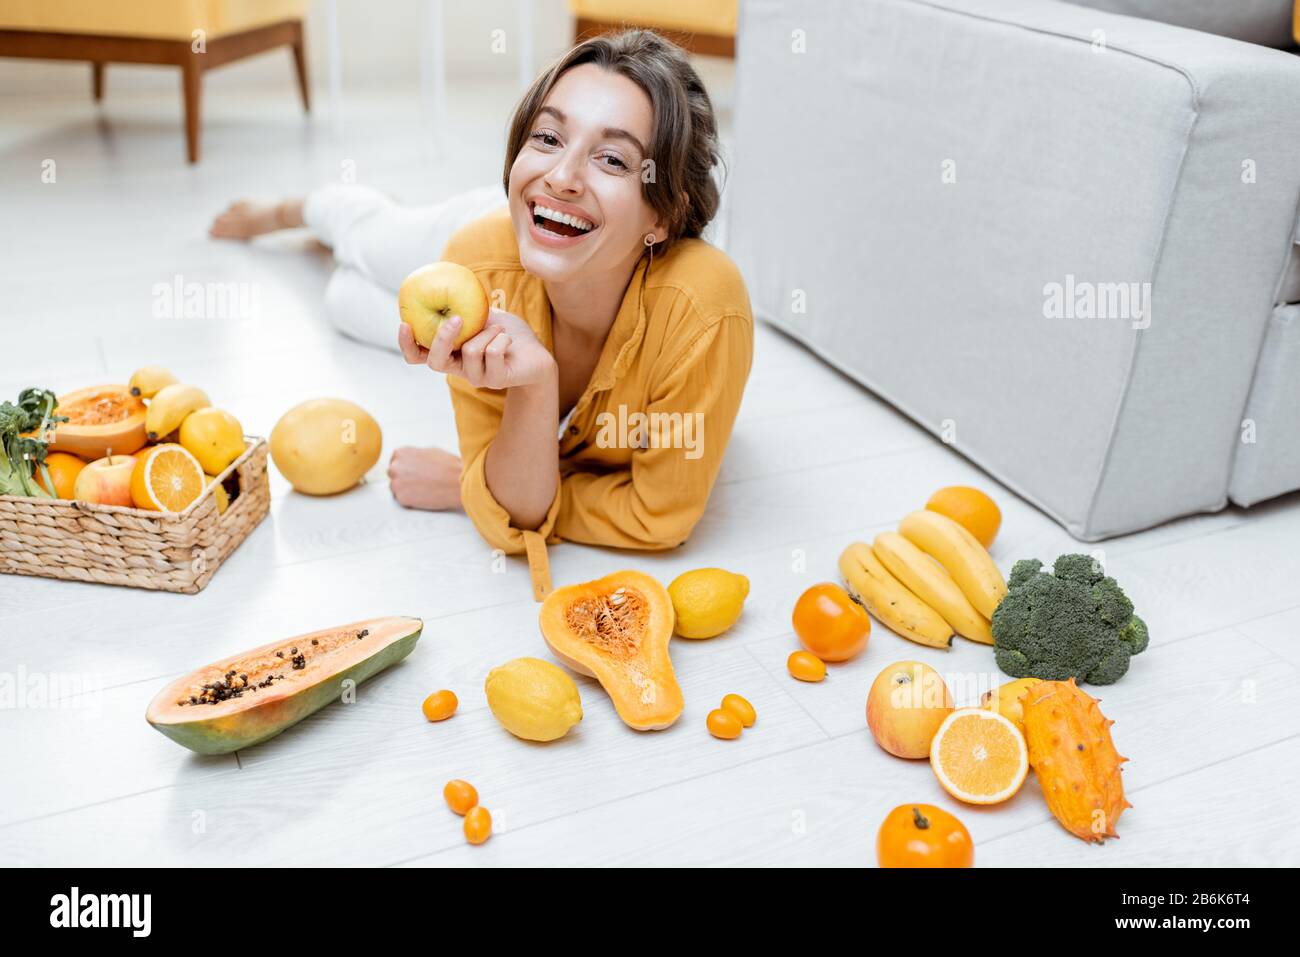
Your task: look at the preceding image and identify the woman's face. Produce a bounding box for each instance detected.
[508,63,662,283]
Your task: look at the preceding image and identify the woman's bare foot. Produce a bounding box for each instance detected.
[388,446,463,511]
[209,198,305,240]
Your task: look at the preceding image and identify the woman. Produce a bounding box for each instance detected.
[212,30,752,600]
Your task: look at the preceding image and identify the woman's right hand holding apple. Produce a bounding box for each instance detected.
[398,307,556,391]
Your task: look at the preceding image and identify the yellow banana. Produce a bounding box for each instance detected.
[128,366,179,399]
[873,532,993,644]
[145,383,210,441]
[838,541,953,649]
[899,509,1008,619]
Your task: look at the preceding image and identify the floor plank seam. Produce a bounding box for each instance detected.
[378,735,838,868]
[741,642,835,741]
[714,441,935,488]
[8,581,1291,710]
[1233,626,1299,668]
[0,777,225,834]
[1150,600,1300,651]
[972,731,1300,850]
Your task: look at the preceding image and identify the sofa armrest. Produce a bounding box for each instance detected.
[729,0,1300,537]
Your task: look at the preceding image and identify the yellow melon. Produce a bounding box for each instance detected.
[270,398,382,495]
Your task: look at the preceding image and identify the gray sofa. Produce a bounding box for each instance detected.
[728,0,1300,539]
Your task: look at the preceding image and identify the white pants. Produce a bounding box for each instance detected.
[303,183,506,352]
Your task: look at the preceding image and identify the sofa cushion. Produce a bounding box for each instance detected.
[1061,0,1294,48]
[0,0,307,40]
[568,0,737,36]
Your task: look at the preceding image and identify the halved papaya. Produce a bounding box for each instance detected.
[540,570,683,730]
[47,384,147,459]
[146,616,423,754]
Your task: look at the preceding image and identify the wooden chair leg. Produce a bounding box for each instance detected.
[291,20,310,112]
[181,55,202,163]
[92,62,105,101]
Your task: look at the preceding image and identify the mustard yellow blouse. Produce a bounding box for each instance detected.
[441,207,754,600]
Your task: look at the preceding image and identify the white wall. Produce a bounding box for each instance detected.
[0,0,575,97]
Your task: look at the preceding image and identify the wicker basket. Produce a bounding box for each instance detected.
[0,436,270,594]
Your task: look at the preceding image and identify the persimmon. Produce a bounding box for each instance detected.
[876,804,973,868]
[792,583,870,662]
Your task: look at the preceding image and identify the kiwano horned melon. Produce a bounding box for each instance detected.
[540,570,683,730]
[146,616,422,754]
[1020,679,1130,843]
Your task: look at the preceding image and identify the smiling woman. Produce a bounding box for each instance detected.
[211,29,751,599]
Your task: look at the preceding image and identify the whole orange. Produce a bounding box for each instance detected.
[792,583,871,662]
[33,452,86,499]
[877,804,973,868]
[926,486,1001,548]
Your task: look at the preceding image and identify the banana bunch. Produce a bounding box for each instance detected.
[839,510,1008,648]
[129,367,211,441]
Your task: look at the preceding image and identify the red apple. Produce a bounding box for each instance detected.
[867,660,954,759]
[73,453,137,506]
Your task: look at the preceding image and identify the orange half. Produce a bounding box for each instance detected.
[929,708,1028,805]
[131,444,206,512]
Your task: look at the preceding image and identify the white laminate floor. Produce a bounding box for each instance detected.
[2,74,1299,868]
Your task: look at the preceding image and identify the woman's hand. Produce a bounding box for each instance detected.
[388,446,463,511]
[398,308,556,390]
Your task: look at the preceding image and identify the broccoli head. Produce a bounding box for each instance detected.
[991,554,1148,685]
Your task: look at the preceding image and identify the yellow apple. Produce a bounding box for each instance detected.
[398,261,489,349]
[866,660,954,759]
[73,453,138,507]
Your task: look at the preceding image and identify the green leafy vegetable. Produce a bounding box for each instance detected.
[0,388,67,498]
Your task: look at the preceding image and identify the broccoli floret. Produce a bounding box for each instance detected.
[1007,558,1042,589]
[1119,614,1149,656]
[1053,552,1103,585]
[991,554,1148,686]
[1092,576,1134,627]
[1085,645,1132,685]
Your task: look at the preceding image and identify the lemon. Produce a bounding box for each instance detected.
[206,475,229,514]
[980,677,1041,733]
[667,568,750,639]
[484,657,582,742]
[180,407,245,476]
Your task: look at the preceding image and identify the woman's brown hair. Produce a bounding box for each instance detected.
[503,29,724,255]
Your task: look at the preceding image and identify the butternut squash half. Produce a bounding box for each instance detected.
[540,570,683,730]
[46,385,147,459]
